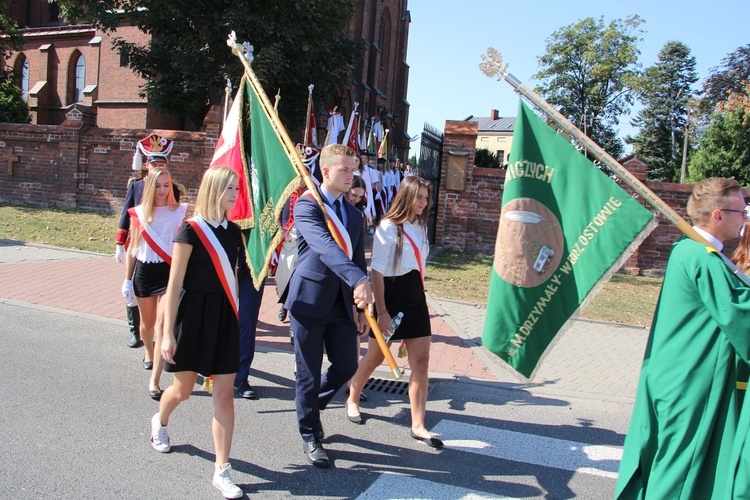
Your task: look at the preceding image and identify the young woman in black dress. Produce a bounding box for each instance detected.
[150,166,244,498]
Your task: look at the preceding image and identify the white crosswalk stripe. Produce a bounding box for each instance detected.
[356,473,515,499]
[431,419,622,479]
[356,419,622,499]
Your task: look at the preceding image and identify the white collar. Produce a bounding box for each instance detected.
[693,226,723,252]
[206,218,228,229]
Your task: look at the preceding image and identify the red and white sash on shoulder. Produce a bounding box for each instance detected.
[300,191,353,259]
[186,216,239,319]
[128,205,173,265]
[402,224,425,291]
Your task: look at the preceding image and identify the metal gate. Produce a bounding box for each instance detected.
[417,123,443,244]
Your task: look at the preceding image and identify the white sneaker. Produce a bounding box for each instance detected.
[150,413,170,453]
[213,463,242,499]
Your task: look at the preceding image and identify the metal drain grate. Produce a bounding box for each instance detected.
[363,377,409,395]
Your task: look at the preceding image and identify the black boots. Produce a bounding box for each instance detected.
[126,305,143,348]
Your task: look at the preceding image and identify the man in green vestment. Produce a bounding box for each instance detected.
[616,177,750,499]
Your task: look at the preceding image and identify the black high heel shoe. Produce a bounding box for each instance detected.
[143,360,153,370]
[409,430,443,449]
[346,402,363,425]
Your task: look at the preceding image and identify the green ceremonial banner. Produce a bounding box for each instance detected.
[482,101,655,379]
[240,75,301,288]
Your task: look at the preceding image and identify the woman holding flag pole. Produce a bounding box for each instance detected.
[122,167,186,400]
[345,175,443,448]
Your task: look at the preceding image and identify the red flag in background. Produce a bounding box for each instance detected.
[210,89,252,226]
[344,103,360,152]
[304,84,318,147]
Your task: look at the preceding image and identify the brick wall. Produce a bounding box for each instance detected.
[434,120,741,274]
[0,104,221,212]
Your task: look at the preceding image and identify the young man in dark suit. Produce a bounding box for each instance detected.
[284,144,373,468]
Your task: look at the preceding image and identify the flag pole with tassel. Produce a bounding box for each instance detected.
[227,32,402,379]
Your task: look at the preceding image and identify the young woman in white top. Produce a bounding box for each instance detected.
[122,167,187,399]
[355,152,375,227]
[345,175,443,448]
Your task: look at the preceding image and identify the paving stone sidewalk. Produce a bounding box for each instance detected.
[0,239,647,402]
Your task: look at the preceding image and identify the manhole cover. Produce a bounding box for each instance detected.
[363,377,409,395]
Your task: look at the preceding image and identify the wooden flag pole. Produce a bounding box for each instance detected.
[228,32,402,379]
[479,47,750,286]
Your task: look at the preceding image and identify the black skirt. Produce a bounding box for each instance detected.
[164,289,239,375]
[371,269,431,341]
[133,260,170,297]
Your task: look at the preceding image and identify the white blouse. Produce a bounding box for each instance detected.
[133,204,188,263]
[371,219,429,277]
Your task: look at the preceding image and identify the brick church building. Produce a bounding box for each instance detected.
[3,0,412,158]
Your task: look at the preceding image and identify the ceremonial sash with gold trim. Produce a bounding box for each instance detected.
[128,206,173,265]
[186,216,239,318]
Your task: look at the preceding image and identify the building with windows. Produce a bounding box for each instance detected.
[466,109,515,166]
[3,0,412,159]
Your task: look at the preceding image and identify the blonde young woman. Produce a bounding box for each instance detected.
[122,167,186,400]
[150,166,245,498]
[345,175,443,448]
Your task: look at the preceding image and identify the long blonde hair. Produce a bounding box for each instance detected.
[193,166,237,222]
[733,223,750,273]
[129,167,178,254]
[382,175,431,273]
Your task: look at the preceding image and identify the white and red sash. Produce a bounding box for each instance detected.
[128,205,173,265]
[300,191,353,259]
[186,216,239,319]
[402,224,426,291]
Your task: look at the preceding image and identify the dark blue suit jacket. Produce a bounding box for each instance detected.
[284,191,367,321]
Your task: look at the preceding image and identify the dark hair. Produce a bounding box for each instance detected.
[347,175,367,211]
[383,175,432,273]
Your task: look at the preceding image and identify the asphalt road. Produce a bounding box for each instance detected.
[0,302,632,499]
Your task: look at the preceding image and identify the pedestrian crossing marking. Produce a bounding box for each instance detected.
[432,420,621,479]
[356,473,514,499]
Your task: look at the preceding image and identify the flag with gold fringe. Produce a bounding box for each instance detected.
[214,74,300,288]
[482,101,656,379]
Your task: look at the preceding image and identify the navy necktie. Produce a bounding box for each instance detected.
[333,198,343,222]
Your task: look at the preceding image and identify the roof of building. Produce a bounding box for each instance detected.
[465,115,516,132]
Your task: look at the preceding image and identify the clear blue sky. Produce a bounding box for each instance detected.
[404,0,750,157]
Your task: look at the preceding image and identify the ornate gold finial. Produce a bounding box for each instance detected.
[479,47,508,81]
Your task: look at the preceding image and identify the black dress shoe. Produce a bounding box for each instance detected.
[346,402,363,425]
[234,380,257,399]
[303,441,330,468]
[149,389,163,401]
[144,361,153,370]
[278,305,288,322]
[410,430,444,449]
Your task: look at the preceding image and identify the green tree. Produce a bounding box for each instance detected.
[688,85,750,184]
[56,0,358,129]
[0,80,31,123]
[534,15,644,160]
[0,0,30,123]
[627,41,697,181]
[700,44,750,116]
[474,148,500,168]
